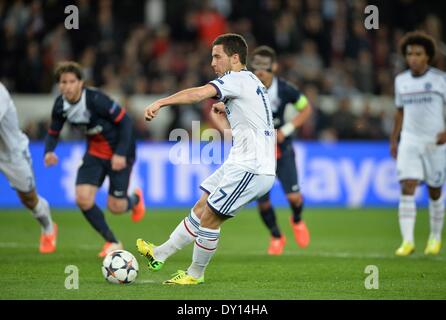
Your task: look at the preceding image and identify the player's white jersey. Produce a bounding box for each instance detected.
[395,68,446,144]
[209,70,276,175]
[0,82,29,161]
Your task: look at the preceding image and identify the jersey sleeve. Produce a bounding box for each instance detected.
[394,77,403,108]
[47,97,66,137]
[208,72,241,100]
[287,84,309,111]
[90,90,126,123]
[44,97,66,153]
[0,84,11,121]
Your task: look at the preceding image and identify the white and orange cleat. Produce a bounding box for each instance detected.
[131,188,145,223]
[290,218,310,248]
[39,223,58,254]
[98,241,123,258]
[267,235,286,255]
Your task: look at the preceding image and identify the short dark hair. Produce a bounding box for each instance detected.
[212,33,248,65]
[252,45,277,63]
[400,31,436,63]
[54,61,83,82]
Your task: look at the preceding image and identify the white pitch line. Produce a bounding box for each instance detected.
[1,242,445,261]
[219,249,446,261]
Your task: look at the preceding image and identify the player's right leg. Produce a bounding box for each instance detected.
[107,160,146,223]
[136,165,224,271]
[0,149,57,253]
[76,154,121,257]
[395,179,418,256]
[17,189,58,254]
[163,167,275,285]
[395,141,423,256]
[277,150,309,248]
[257,195,286,255]
[423,145,446,255]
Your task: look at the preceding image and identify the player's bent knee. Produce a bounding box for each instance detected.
[401,181,418,195]
[287,193,303,206]
[428,187,442,201]
[193,193,209,219]
[18,191,38,210]
[76,195,95,211]
[107,198,126,214]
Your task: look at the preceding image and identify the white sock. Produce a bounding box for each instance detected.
[154,209,200,261]
[429,196,444,241]
[32,196,53,234]
[398,195,416,243]
[187,226,220,279]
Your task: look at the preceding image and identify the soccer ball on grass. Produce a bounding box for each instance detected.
[102,250,139,284]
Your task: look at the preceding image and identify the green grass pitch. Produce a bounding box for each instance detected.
[0,207,445,300]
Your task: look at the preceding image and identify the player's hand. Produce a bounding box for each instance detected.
[144,102,162,121]
[436,131,446,145]
[212,102,226,115]
[390,142,398,159]
[276,130,285,144]
[111,154,126,171]
[44,152,58,167]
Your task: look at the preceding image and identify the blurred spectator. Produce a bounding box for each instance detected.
[0,0,445,141]
[330,97,357,140]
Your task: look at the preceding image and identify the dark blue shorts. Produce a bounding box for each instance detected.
[76,153,133,198]
[258,147,300,203]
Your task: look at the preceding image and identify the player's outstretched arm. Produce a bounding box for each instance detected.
[277,97,312,143]
[390,108,404,159]
[145,84,217,121]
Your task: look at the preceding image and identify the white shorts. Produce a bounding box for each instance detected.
[0,148,36,193]
[200,162,275,217]
[397,140,446,187]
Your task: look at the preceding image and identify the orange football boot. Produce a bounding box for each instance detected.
[39,223,58,254]
[267,235,286,255]
[131,188,145,223]
[290,218,310,248]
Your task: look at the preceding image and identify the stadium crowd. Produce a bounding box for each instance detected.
[0,0,445,141]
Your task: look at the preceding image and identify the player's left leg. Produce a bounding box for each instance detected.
[137,164,224,271]
[286,192,310,248]
[257,195,286,255]
[163,167,275,285]
[425,186,444,255]
[0,149,57,253]
[277,150,310,248]
[422,144,446,255]
[17,188,58,254]
[107,160,145,222]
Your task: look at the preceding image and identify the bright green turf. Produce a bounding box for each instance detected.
[0,208,445,300]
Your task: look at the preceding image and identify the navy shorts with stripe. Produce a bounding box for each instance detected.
[200,162,275,217]
[76,153,133,198]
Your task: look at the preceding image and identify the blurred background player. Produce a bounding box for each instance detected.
[391,31,446,256]
[44,62,145,257]
[251,46,312,255]
[0,81,57,254]
[138,33,276,285]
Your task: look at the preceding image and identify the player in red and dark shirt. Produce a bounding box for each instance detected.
[44,61,145,257]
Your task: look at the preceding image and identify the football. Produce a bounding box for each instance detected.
[101,250,139,284]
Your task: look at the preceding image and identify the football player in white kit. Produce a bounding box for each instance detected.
[0,82,57,253]
[391,31,446,256]
[137,34,276,284]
